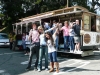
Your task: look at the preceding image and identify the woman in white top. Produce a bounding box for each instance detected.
[45,32,59,73]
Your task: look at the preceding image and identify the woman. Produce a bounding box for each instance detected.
[45,32,59,73]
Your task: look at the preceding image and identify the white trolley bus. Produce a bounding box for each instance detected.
[13,6,100,57]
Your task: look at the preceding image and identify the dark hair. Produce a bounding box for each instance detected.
[32,22,37,25]
[26,32,29,35]
[45,32,54,45]
[53,20,56,23]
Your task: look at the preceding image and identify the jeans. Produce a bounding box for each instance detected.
[22,41,26,50]
[10,42,13,50]
[69,36,74,50]
[38,45,48,70]
[48,51,57,62]
[55,36,59,50]
[27,42,40,68]
[63,36,69,51]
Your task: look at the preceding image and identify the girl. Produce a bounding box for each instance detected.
[45,32,59,73]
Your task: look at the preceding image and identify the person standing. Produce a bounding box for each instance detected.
[45,32,59,73]
[73,20,81,53]
[12,32,16,51]
[60,21,70,52]
[9,32,13,50]
[22,32,26,55]
[69,23,75,52]
[26,22,40,71]
[25,32,30,55]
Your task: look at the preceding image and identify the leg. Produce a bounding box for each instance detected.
[63,36,67,51]
[12,41,15,50]
[10,42,13,50]
[70,36,74,51]
[48,53,54,72]
[52,51,59,73]
[26,45,35,69]
[66,36,69,50]
[38,46,43,71]
[55,36,59,51]
[71,36,75,51]
[77,37,81,50]
[44,46,48,69]
[34,45,39,68]
[77,43,80,50]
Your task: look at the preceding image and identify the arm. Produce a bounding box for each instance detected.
[28,29,32,40]
[53,28,59,36]
[45,25,57,33]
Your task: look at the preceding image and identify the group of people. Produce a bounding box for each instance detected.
[23,19,82,73]
[42,19,81,53]
[25,22,59,73]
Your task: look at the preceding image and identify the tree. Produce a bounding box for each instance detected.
[88,0,100,13]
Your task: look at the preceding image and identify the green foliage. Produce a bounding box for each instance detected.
[0,0,100,32]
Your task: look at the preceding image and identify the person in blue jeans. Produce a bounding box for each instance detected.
[60,21,70,51]
[69,22,75,52]
[45,32,59,73]
[22,32,26,54]
[37,26,57,72]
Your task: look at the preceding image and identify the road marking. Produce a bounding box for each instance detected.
[53,61,90,75]
[66,60,82,67]
[21,61,28,65]
[59,59,75,65]
[0,52,22,55]
[0,70,5,73]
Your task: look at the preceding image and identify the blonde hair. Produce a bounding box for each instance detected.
[38,26,44,30]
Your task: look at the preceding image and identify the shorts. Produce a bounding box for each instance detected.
[74,36,80,43]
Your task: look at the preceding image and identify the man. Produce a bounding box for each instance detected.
[26,22,40,70]
[73,20,81,53]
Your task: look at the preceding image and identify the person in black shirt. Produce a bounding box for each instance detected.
[73,20,81,53]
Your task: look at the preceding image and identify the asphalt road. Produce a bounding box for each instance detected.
[0,48,100,75]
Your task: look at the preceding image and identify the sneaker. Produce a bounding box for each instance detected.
[25,67,31,71]
[74,49,77,53]
[70,50,74,53]
[24,53,28,55]
[38,69,41,72]
[45,68,49,71]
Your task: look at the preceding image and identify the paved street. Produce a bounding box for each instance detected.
[0,48,100,75]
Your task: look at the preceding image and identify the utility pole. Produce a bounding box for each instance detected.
[67,0,68,7]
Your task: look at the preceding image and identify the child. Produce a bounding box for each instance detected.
[69,22,75,52]
[45,32,59,73]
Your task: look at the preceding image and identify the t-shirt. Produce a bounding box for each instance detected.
[69,29,75,36]
[61,26,69,36]
[73,25,81,37]
[47,40,56,53]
